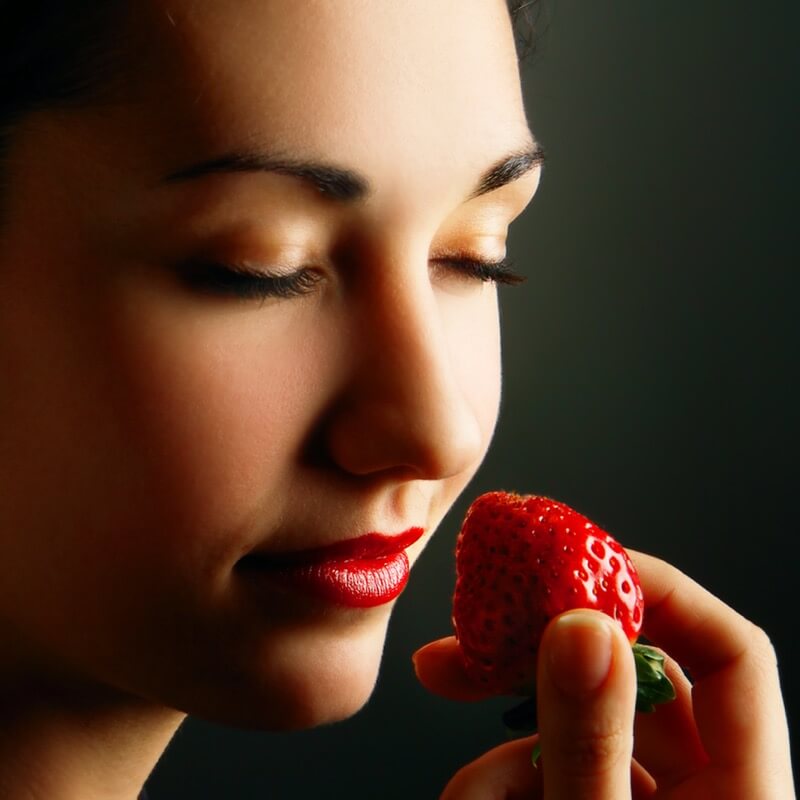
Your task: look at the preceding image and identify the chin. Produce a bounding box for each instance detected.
[163,610,392,732]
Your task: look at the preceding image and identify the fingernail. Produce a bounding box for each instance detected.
[547,612,613,696]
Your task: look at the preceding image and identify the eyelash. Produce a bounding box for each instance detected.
[180,257,525,301]
[180,262,322,301]
[435,257,525,286]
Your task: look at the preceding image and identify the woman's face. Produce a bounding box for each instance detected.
[0,0,539,729]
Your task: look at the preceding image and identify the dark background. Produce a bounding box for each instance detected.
[147,2,799,796]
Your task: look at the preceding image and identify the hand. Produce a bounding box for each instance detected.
[413,552,795,799]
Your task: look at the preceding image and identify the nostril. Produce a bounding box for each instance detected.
[312,285,498,483]
[321,396,485,481]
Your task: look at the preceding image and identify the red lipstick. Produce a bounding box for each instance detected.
[241,527,425,608]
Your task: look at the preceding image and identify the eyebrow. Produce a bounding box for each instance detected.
[161,142,545,202]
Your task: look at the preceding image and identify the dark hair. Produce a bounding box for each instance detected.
[0,3,127,146]
[507,0,543,60]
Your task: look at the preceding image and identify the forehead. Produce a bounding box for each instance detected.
[124,0,530,191]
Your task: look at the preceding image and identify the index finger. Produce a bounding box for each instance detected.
[632,551,768,680]
[412,636,494,702]
[631,551,792,779]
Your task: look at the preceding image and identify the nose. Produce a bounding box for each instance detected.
[322,257,494,482]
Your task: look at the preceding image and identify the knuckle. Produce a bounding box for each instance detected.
[747,622,778,670]
[439,763,477,800]
[557,723,630,779]
[439,741,528,800]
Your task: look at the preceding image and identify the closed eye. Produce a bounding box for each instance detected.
[177,254,524,303]
[178,261,323,301]
[433,256,525,286]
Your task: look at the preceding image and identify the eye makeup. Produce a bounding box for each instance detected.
[433,256,525,286]
[179,255,525,303]
[178,260,323,301]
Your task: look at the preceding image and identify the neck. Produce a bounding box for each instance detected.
[0,676,185,800]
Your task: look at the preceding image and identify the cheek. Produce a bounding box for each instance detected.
[104,298,327,557]
[445,287,503,442]
[428,286,502,522]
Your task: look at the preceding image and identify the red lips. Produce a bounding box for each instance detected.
[240,527,425,608]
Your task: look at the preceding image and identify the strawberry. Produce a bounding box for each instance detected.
[452,491,674,716]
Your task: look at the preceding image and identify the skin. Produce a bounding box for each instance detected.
[0,1,537,797]
[0,2,793,799]
[416,552,796,799]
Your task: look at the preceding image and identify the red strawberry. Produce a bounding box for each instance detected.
[452,492,652,698]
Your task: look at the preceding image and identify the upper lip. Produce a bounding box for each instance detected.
[243,527,426,567]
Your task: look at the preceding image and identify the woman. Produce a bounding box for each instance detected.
[0,1,793,798]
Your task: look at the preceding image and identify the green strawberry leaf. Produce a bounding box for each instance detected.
[530,740,542,767]
[633,643,677,712]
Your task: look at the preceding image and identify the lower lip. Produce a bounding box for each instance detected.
[269,551,412,608]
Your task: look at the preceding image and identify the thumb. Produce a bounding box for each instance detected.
[537,609,637,800]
